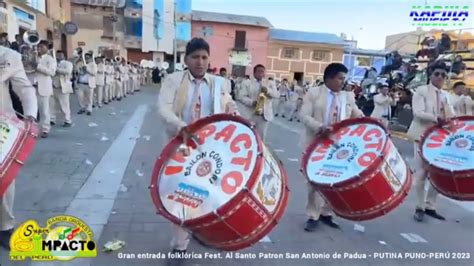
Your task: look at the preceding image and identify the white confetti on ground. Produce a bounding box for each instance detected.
[110,112,117,116]
[274,149,284,153]
[288,158,299,162]
[135,170,144,177]
[75,143,83,146]
[379,241,387,245]
[100,136,109,141]
[119,184,128,192]
[109,170,116,174]
[143,135,151,141]
[353,224,365,233]
[85,159,93,165]
[88,122,98,127]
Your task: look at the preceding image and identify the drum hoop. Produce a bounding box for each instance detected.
[429,178,474,201]
[301,117,389,188]
[0,114,39,196]
[419,115,474,176]
[150,113,264,224]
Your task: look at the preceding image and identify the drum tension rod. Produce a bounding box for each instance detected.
[15,159,25,165]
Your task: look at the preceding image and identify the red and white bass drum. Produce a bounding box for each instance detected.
[0,112,39,196]
[420,116,474,201]
[301,117,412,221]
[150,114,289,251]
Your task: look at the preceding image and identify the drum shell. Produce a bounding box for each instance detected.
[150,114,289,250]
[301,117,412,221]
[0,113,39,196]
[419,116,474,201]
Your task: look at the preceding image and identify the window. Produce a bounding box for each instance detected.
[312,50,330,61]
[201,26,213,37]
[282,48,299,59]
[102,16,114,38]
[46,30,53,42]
[234,30,246,49]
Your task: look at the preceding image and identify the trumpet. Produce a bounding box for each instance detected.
[255,88,267,115]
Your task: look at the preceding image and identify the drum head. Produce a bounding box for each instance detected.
[0,119,21,167]
[421,118,474,172]
[304,118,388,185]
[153,114,261,222]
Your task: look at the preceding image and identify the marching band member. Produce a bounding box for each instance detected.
[239,64,279,142]
[0,45,38,250]
[120,59,128,98]
[275,78,289,117]
[407,62,454,222]
[95,56,105,108]
[287,79,304,122]
[35,40,57,137]
[133,63,140,92]
[158,38,238,254]
[463,87,473,115]
[300,63,363,231]
[115,59,125,101]
[50,50,73,127]
[370,82,396,127]
[76,52,97,116]
[104,58,114,104]
[450,81,469,116]
[127,62,133,95]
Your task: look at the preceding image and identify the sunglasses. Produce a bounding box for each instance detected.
[433,71,447,78]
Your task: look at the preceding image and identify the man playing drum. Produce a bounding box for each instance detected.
[0,45,38,249]
[407,62,454,222]
[300,63,363,232]
[157,38,238,254]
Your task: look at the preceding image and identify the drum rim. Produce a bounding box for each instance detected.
[301,117,389,188]
[150,113,264,224]
[419,115,474,176]
[0,113,39,197]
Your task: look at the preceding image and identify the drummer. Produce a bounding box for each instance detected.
[300,63,364,232]
[157,37,238,254]
[407,61,454,222]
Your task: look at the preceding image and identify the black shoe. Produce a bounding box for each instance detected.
[425,209,446,220]
[281,115,286,118]
[0,228,14,250]
[41,132,48,138]
[275,114,279,117]
[50,121,56,126]
[92,105,96,108]
[77,109,85,115]
[304,219,319,232]
[104,102,109,105]
[289,119,293,122]
[297,119,301,122]
[86,111,92,116]
[62,122,72,127]
[414,209,425,222]
[171,248,186,257]
[320,215,340,229]
[117,98,122,101]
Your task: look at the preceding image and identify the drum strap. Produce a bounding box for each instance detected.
[213,76,223,114]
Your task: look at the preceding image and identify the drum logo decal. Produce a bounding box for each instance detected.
[336,149,350,160]
[454,139,469,149]
[256,156,281,207]
[167,183,209,208]
[196,160,212,177]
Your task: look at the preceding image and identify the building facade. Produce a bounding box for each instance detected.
[70,0,127,59]
[267,29,345,83]
[191,10,272,77]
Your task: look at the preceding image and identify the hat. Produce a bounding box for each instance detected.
[378,82,390,88]
[395,83,404,89]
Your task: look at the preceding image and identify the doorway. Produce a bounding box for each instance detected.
[232,65,246,77]
[293,72,304,85]
[61,34,67,58]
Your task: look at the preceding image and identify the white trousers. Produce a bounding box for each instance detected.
[171,225,190,250]
[306,182,332,219]
[37,94,51,133]
[413,142,439,210]
[0,181,15,231]
[116,80,123,98]
[76,84,94,112]
[276,96,287,116]
[250,115,269,142]
[50,88,71,123]
[95,85,104,106]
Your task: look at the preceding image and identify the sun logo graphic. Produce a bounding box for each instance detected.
[10,215,97,261]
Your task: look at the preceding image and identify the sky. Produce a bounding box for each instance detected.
[192,0,473,50]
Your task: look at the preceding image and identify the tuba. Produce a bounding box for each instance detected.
[21,30,40,73]
[255,80,268,115]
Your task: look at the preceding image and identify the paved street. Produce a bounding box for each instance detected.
[2,85,473,266]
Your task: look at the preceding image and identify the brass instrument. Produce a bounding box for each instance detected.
[21,30,40,73]
[255,86,267,115]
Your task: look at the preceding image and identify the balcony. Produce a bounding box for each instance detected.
[232,40,249,52]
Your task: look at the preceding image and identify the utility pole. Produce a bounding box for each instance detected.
[173,0,177,71]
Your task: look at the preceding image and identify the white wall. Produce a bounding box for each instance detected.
[158,0,174,54]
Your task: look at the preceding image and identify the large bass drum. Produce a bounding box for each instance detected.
[420,116,474,201]
[1,112,39,196]
[301,117,412,221]
[150,114,289,251]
